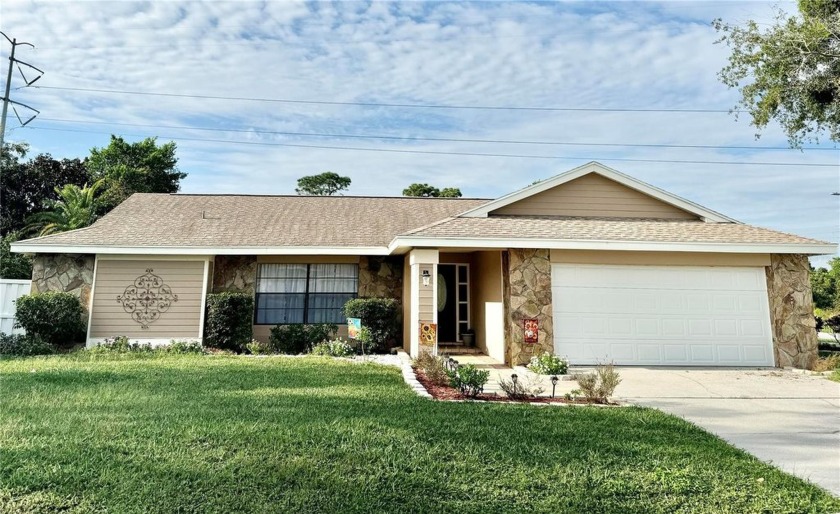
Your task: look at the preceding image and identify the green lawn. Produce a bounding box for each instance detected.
[0,355,837,513]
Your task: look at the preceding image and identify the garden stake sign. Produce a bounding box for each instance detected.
[116,269,178,329]
[347,317,363,357]
[419,321,438,355]
[347,317,362,340]
[524,318,539,344]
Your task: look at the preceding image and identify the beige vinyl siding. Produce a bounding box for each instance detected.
[471,251,503,357]
[550,250,771,267]
[491,173,699,219]
[90,259,205,338]
[418,263,435,322]
[402,255,412,351]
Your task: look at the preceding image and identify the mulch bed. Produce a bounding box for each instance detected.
[413,367,609,405]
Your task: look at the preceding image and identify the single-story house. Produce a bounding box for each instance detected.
[12,162,836,368]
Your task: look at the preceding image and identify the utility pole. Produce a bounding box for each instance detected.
[0,32,42,151]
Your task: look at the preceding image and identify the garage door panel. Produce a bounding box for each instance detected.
[552,264,774,366]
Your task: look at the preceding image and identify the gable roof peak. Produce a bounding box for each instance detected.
[457,161,738,223]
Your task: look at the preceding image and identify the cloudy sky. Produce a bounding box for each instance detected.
[1,1,838,264]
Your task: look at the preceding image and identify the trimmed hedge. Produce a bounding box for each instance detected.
[204,292,253,351]
[270,324,337,354]
[14,292,85,346]
[0,333,54,356]
[343,297,399,352]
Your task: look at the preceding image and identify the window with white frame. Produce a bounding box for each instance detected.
[254,263,358,324]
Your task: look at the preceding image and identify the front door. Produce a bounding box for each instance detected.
[437,264,458,342]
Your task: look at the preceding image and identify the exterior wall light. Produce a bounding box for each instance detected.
[421,269,431,287]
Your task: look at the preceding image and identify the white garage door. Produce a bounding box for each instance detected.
[551,264,774,366]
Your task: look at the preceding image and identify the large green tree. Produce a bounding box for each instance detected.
[0,143,91,236]
[714,0,840,145]
[402,183,462,198]
[812,257,840,310]
[26,180,105,236]
[0,231,33,279]
[295,172,351,195]
[87,135,186,211]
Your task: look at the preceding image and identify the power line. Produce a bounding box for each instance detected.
[24,125,840,167]
[34,85,738,113]
[30,117,840,152]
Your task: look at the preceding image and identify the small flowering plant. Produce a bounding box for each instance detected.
[527,352,569,375]
[310,338,355,358]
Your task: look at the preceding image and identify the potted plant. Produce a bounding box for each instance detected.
[460,328,475,347]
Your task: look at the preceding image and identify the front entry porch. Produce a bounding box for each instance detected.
[405,249,506,363]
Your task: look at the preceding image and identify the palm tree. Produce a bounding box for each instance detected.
[27,180,105,236]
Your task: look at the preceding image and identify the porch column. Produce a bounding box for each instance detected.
[408,249,439,358]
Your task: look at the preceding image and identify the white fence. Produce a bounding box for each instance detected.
[0,279,31,335]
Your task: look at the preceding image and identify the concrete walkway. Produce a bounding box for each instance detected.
[615,367,840,496]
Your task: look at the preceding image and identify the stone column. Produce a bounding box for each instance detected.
[31,254,95,311]
[765,254,818,369]
[358,256,403,300]
[212,256,256,294]
[505,249,553,366]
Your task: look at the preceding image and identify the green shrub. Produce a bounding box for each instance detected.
[87,337,204,355]
[0,333,54,356]
[413,351,449,386]
[527,352,569,375]
[87,336,153,354]
[14,292,85,346]
[311,338,355,358]
[204,292,253,351]
[576,363,622,403]
[448,364,490,398]
[269,323,337,354]
[166,340,204,354]
[343,297,399,352]
[245,339,272,355]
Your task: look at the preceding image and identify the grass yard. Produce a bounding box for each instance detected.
[0,355,837,513]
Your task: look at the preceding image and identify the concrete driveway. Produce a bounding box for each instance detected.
[615,368,840,496]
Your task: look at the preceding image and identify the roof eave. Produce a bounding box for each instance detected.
[9,243,392,256]
[388,236,837,255]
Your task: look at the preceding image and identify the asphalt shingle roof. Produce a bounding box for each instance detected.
[17,193,489,248]
[403,216,829,246]
[16,194,830,250]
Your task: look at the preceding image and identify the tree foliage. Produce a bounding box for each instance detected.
[26,180,105,236]
[1,143,91,236]
[295,172,351,195]
[811,257,840,310]
[87,135,186,211]
[0,232,33,279]
[402,183,463,197]
[714,0,840,145]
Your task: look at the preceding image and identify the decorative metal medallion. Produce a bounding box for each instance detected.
[116,269,178,329]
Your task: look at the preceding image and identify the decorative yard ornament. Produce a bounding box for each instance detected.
[419,321,437,355]
[347,317,362,340]
[523,318,539,344]
[116,268,178,329]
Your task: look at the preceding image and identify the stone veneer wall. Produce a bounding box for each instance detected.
[30,254,96,311]
[358,256,403,300]
[504,249,554,366]
[212,256,257,294]
[766,254,818,369]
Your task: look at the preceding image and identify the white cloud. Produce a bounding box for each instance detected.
[1,0,837,263]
